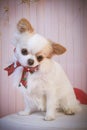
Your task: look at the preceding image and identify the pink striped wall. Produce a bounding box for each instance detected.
[0,0,87,117]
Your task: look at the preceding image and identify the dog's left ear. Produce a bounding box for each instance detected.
[49,40,66,56]
[52,43,66,55]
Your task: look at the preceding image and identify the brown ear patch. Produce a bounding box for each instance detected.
[52,43,66,55]
[17,18,34,33]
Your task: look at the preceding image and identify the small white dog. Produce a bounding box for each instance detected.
[6,18,81,121]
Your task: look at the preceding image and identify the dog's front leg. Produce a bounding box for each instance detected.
[18,95,31,116]
[44,91,57,121]
[19,94,40,116]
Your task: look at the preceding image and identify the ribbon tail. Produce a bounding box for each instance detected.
[4,63,16,76]
[20,69,27,88]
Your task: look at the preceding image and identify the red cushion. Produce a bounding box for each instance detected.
[74,88,87,104]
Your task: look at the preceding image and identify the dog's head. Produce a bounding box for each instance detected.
[13,18,66,68]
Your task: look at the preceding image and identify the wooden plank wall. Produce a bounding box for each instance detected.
[0,0,87,117]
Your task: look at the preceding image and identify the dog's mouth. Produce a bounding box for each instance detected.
[27,65,39,73]
[16,59,40,74]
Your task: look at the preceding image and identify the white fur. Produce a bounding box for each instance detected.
[27,34,49,53]
[12,32,81,121]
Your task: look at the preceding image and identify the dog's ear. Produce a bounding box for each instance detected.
[49,40,66,56]
[52,43,66,55]
[12,18,34,47]
[17,18,34,33]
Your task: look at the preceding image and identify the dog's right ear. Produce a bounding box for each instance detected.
[12,18,34,47]
[17,18,34,33]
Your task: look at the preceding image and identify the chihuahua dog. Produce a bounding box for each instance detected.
[6,18,81,121]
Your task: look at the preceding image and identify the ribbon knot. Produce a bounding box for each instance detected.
[4,62,39,88]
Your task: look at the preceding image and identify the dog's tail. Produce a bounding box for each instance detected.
[17,18,34,33]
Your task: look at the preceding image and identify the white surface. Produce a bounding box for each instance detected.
[0,105,87,130]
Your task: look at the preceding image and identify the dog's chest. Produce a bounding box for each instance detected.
[26,72,48,95]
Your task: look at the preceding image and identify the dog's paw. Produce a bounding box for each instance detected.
[18,111,30,116]
[44,115,55,121]
[64,109,75,115]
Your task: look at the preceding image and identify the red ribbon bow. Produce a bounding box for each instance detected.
[4,62,39,88]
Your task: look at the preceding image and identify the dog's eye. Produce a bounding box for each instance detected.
[37,55,43,62]
[21,48,28,55]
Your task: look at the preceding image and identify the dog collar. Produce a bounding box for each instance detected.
[4,62,39,88]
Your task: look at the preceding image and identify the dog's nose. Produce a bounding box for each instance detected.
[27,59,34,66]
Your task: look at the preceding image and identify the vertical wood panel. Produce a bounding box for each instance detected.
[36,0,45,35]
[73,0,83,89]
[56,0,67,70]
[83,0,87,92]
[29,1,38,30]
[0,0,9,117]
[8,0,16,115]
[22,0,30,19]
[0,0,87,117]
[66,0,74,85]
[0,0,2,116]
